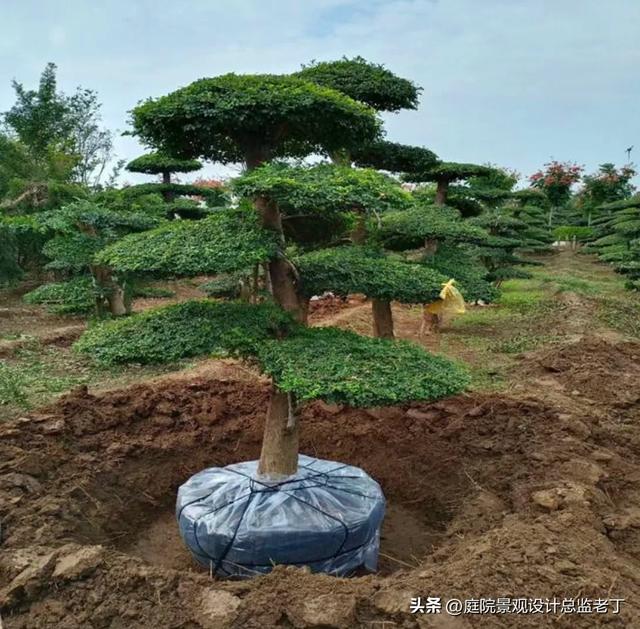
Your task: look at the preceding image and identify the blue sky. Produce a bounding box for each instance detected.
[1,0,639,186]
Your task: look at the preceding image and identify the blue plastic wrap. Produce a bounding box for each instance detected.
[176,454,385,578]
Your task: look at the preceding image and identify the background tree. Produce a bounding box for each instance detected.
[25,199,162,316]
[3,63,119,191]
[575,163,636,226]
[405,162,494,205]
[587,194,640,289]
[528,160,583,226]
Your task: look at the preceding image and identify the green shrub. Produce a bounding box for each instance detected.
[421,245,499,303]
[24,277,95,314]
[553,225,595,241]
[132,285,175,299]
[252,326,469,406]
[199,273,249,299]
[296,246,446,303]
[74,300,293,365]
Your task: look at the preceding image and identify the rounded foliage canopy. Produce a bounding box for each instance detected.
[95,208,278,277]
[75,300,293,365]
[296,56,421,112]
[130,73,381,165]
[253,326,468,406]
[377,205,489,250]
[351,140,439,174]
[126,152,202,175]
[296,246,446,303]
[75,299,468,406]
[233,163,411,217]
[406,162,495,184]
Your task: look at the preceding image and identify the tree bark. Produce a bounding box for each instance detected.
[92,266,128,317]
[258,388,299,478]
[255,195,305,322]
[424,239,439,257]
[161,171,174,202]
[435,179,448,206]
[372,298,395,339]
[351,210,367,244]
[330,149,351,166]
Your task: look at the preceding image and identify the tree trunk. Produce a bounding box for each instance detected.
[435,180,448,206]
[424,239,439,257]
[255,195,305,322]
[351,210,367,245]
[263,262,272,294]
[161,171,174,202]
[92,266,128,317]
[108,285,128,316]
[299,297,310,325]
[330,149,351,166]
[372,298,394,339]
[258,388,299,478]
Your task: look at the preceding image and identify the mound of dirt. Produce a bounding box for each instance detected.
[525,337,640,408]
[2,335,640,628]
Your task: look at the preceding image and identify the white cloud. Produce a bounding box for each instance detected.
[1,0,639,184]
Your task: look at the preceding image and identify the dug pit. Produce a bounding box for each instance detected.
[2,348,640,627]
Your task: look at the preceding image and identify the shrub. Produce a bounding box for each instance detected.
[553,226,595,241]
[74,300,293,365]
[252,326,469,406]
[24,277,95,314]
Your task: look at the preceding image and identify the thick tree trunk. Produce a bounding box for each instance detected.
[92,266,128,317]
[108,285,128,316]
[435,180,448,206]
[258,388,299,478]
[424,239,439,257]
[255,195,305,323]
[372,298,394,339]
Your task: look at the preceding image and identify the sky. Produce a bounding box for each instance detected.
[1,0,639,186]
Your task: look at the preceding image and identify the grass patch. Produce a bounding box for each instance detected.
[493,334,560,354]
[0,351,90,410]
[598,297,640,339]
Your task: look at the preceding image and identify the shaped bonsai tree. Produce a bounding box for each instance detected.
[588,195,640,289]
[124,152,226,218]
[406,162,494,206]
[296,57,421,164]
[24,199,162,316]
[76,69,469,577]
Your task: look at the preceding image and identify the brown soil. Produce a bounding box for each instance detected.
[1,333,640,628]
[2,253,640,627]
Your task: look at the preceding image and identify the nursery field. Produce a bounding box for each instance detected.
[1,248,640,628]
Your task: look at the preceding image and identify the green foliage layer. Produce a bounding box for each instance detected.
[253,326,468,406]
[74,300,293,365]
[126,152,202,175]
[406,162,494,183]
[233,163,411,217]
[296,57,421,112]
[296,246,446,303]
[121,183,227,207]
[130,73,381,164]
[377,205,488,250]
[96,209,278,277]
[24,276,95,314]
[351,140,438,174]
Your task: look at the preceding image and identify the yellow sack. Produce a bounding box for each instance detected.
[425,279,466,316]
